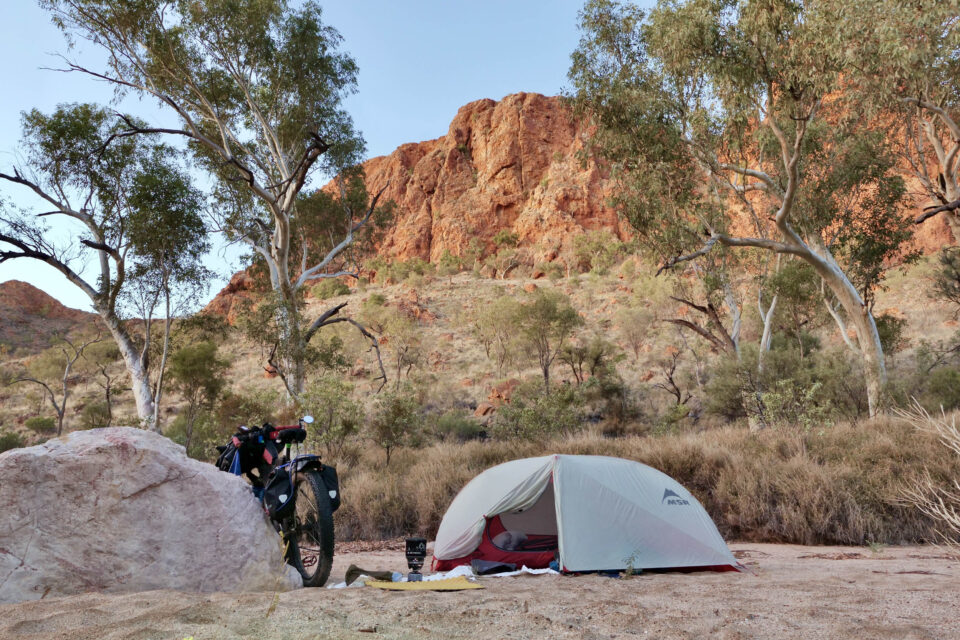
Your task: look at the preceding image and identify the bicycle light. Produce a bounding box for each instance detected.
[405,537,427,582]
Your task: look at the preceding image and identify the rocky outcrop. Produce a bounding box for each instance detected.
[351,92,623,263]
[0,281,98,354]
[203,270,258,324]
[0,428,300,604]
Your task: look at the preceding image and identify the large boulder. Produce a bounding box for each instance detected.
[0,427,301,604]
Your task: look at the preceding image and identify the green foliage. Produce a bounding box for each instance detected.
[166,410,222,460]
[367,388,423,465]
[299,377,364,460]
[124,144,211,310]
[922,368,960,412]
[559,334,624,385]
[168,341,229,450]
[311,279,351,300]
[173,313,232,345]
[932,248,960,312]
[493,230,519,248]
[471,296,523,376]
[364,292,387,308]
[43,0,363,178]
[382,309,424,388]
[491,381,585,441]
[371,257,435,284]
[569,0,911,412]
[705,344,869,425]
[432,409,484,443]
[0,431,24,453]
[511,289,584,389]
[761,380,831,432]
[79,401,111,430]
[875,314,908,356]
[483,247,526,278]
[572,230,624,274]
[169,342,228,407]
[615,304,656,360]
[24,416,56,434]
[436,250,465,277]
[236,291,348,384]
[215,389,279,431]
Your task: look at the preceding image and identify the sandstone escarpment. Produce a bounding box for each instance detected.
[356,92,623,263]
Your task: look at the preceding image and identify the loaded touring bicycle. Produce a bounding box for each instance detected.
[216,415,340,587]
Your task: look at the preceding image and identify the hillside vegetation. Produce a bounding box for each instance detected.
[3,252,960,545]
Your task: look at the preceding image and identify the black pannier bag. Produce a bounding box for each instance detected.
[215,441,238,473]
[318,464,341,513]
[263,467,296,520]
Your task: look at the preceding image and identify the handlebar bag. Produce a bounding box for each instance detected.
[274,427,307,445]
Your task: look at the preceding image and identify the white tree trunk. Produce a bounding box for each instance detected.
[100,309,158,431]
[807,242,886,417]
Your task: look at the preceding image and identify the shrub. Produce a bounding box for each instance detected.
[932,247,960,311]
[80,402,111,430]
[364,292,387,308]
[493,229,519,248]
[491,381,585,441]
[572,230,624,274]
[311,279,351,300]
[24,416,56,434]
[761,380,832,431]
[704,344,868,425]
[165,410,227,460]
[875,313,908,355]
[433,409,484,442]
[436,250,464,277]
[923,367,960,412]
[0,430,24,453]
[299,377,364,462]
[367,388,423,465]
[214,389,279,431]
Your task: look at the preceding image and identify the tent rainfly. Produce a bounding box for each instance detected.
[433,454,740,573]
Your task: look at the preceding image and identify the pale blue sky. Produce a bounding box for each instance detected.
[0,1,613,311]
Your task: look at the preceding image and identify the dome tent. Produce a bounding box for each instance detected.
[433,454,739,573]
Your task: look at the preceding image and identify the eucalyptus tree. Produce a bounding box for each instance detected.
[569,0,914,416]
[822,1,960,233]
[123,147,211,429]
[42,0,388,399]
[0,103,193,429]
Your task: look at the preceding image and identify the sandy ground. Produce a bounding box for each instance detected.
[1,543,958,640]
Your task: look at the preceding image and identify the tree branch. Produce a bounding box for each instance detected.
[916,198,960,223]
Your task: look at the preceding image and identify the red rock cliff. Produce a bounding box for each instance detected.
[353,92,624,262]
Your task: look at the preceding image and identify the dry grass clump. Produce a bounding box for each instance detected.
[333,417,960,545]
[897,403,960,554]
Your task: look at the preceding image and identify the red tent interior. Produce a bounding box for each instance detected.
[433,481,559,571]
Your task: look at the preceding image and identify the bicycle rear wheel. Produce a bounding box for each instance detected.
[285,470,334,587]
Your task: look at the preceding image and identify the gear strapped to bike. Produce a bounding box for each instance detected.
[215,415,339,587]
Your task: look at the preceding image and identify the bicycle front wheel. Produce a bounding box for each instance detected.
[285,470,334,587]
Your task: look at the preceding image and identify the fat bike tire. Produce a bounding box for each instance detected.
[285,469,335,587]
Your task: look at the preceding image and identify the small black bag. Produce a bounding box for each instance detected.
[318,464,341,513]
[263,467,296,520]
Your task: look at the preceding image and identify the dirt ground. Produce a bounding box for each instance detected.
[1,543,958,640]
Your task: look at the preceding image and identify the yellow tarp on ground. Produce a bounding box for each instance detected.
[366,577,484,591]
